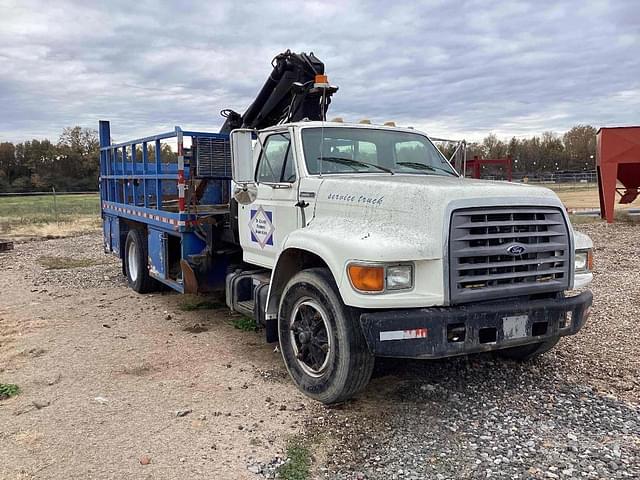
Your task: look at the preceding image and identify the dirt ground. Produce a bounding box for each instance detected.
[0,234,311,480]
[1,223,639,479]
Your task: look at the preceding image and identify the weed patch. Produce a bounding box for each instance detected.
[276,437,312,480]
[231,316,257,332]
[178,295,225,311]
[0,383,20,400]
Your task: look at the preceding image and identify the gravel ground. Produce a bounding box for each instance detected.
[302,222,640,480]
[4,234,124,290]
[309,358,639,479]
[1,223,639,480]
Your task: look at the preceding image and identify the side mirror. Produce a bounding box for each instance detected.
[232,183,258,205]
[230,129,255,184]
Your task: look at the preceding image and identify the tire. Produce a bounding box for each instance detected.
[124,229,157,293]
[278,268,374,404]
[497,337,560,361]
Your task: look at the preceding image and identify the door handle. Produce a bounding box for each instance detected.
[295,201,309,227]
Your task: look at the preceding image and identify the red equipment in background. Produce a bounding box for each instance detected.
[466,155,513,181]
[597,127,640,223]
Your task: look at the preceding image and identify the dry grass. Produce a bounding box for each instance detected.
[546,183,640,224]
[37,255,108,270]
[15,430,44,447]
[570,211,640,225]
[0,193,100,240]
[548,183,640,211]
[9,217,101,240]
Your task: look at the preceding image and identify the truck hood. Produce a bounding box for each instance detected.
[305,174,563,260]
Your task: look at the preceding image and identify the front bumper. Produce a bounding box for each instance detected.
[359,291,592,359]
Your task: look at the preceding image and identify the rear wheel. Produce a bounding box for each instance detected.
[278,268,374,404]
[124,229,157,293]
[497,337,559,361]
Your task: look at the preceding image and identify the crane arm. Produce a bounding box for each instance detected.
[219,50,337,134]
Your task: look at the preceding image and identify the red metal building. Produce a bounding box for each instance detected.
[597,127,640,223]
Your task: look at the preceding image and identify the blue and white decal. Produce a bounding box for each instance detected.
[249,206,275,249]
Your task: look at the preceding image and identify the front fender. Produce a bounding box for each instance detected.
[267,217,446,313]
[265,224,350,319]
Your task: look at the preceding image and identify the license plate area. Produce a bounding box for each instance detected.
[502,314,528,340]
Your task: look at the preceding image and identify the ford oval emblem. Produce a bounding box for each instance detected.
[506,244,527,256]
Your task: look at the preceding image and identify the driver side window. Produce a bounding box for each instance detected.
[256,133,296,183]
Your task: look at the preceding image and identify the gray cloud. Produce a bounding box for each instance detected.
[0,0,638,143]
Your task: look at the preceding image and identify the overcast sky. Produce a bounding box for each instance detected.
[0,0,638,143]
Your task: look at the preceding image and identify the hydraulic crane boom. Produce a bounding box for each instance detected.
[219,50,337,134]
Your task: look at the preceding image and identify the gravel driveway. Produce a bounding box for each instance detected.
[309,223,640,479]
[0,222,638,480]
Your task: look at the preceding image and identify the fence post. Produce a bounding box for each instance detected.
[52,187,59,226]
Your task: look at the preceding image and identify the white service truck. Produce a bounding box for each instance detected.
[102,51,593,404]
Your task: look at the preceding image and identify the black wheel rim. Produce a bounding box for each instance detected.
[289,298,332,377]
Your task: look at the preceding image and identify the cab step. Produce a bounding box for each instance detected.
[226,269,277,342]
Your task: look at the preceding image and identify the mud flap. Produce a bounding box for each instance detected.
[181,259,199,294]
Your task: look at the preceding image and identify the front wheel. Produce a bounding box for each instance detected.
[278,268,374,404]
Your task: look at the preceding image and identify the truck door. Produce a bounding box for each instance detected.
[238,131,299,267]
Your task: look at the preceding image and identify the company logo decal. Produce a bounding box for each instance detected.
[506,243,527,256]
[249,206,274,249]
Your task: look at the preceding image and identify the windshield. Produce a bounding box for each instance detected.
[301,127,458,177]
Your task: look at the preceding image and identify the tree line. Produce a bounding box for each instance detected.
[0,127,100,193]
[0,126,175,193]
[440,125,597,174]
[0,124,598,193]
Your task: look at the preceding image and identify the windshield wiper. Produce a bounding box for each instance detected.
[396,161,457,176]
[318,156,394,175]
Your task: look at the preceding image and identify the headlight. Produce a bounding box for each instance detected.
[575,249,593,273]
[385,265,413,290]
[347,263,414,293]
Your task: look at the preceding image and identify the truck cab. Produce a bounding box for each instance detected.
[227,121,593,403]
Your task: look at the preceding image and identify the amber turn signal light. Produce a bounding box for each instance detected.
[348,264,385,292]
[314,74,329,85]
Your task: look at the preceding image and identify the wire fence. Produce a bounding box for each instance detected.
[0,189,101,231]
[0,190,98,196]
[480,172,597,184]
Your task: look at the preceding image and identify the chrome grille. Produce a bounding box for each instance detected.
[449,207,570,304]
